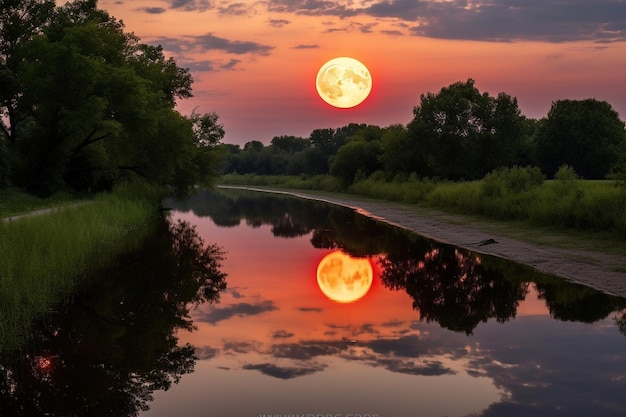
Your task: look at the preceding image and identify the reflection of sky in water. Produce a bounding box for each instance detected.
[142,200,626,417]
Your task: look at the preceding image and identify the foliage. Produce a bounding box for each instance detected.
[221,173,626,238]
[0,0,224,196]
[0,187,78,218]
[408,79,525,180]
[535,99,626,179]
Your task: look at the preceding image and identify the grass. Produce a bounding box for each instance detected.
[219,171,626,244]
[0,189,157,353]
[0,187,81,219]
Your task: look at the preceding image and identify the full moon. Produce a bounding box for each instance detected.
[316,251,373,303]
[315,57,372,108]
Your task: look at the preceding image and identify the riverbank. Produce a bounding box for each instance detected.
[0,191,157,353]
[219,185,626,297]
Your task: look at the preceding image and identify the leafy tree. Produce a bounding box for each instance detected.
[379,124,428,179]
[535,99,626,179]
[1,0,222,195]
[330,139,380,186]
[408,79,525,180]
[269,135,310,154]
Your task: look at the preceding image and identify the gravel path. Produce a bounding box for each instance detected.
[220,186,626,297]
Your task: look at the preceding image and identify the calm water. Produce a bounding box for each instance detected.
[2,188,626,416]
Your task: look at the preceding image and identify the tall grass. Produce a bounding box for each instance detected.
[219,169,626,238]
[0,187,79,218]
[0,191,156,353]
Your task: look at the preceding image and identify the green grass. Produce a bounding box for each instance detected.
[0,187,81,218]
[0,190,156,353]
[219,172,626,241]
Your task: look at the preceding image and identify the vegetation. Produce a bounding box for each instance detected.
[0,187,79,218]
[218,79,626,239]
[1,0,225,197]
[0,189,156,352]
[220,168,626,239]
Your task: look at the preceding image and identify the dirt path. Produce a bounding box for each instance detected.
[2,202,91,223]
[220,186,626,297]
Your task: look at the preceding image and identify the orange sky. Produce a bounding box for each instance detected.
[96,0,626,145]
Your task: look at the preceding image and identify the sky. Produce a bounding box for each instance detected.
[96,0,626,146]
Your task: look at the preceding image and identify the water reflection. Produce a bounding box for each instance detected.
[157,188,626,417]
[0,218,227,417]
[317,251,373,303]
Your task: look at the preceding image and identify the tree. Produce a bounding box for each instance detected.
[535,99,626,179]
[269,135,310,154]
[408,79,525,180]
[0,0,221,195]
[330,140,380,186]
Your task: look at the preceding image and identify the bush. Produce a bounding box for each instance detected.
[481,166,545,197]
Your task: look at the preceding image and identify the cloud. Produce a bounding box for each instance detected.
[190,33,274,55]
[296,307,322,312]
[218,2,252,16]
[265,0,626,43]
[197,300,278,324]
[272,330,295,339]
[270,340,348,360]
[375,358,455,376]
[242,362,327,379]
[139,7,167,14]
[223,340,261,353]
[194,345,220,360]
[163,0,213,12]
[293,44,320,49]
[269,18,291,27]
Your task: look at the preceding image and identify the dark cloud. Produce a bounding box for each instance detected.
[269,18,291,27]
[293,44,320,49]
[149,36,185,53]
[270,340,348,360]
[191,33,274,55]
[163,0,213,12]
[380,29,404,37]
[218,2,251,16]
[272,330,295,339]
[194,345,220,360]
[296,307,322,312]
[265,0,626,43]
[376,358,455,376]
[223,340,260,354]
[242,362,327,379]
[197,300,278,324]
[140,7,167,14]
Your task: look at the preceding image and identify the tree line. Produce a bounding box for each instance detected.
[1,0,225,197]
[221,79,626,185]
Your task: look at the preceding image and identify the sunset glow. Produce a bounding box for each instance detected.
[94,0,626,145]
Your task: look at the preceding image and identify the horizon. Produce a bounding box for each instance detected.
[96,0,626,145]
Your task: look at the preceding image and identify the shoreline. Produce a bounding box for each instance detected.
[219,185,626,297]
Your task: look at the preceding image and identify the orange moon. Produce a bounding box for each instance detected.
[315,57,372,108]
[316,251,373,303]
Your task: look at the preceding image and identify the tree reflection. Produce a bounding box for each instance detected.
[380,244,528,335]
[0,218,227,417]
[535,281,626,323]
